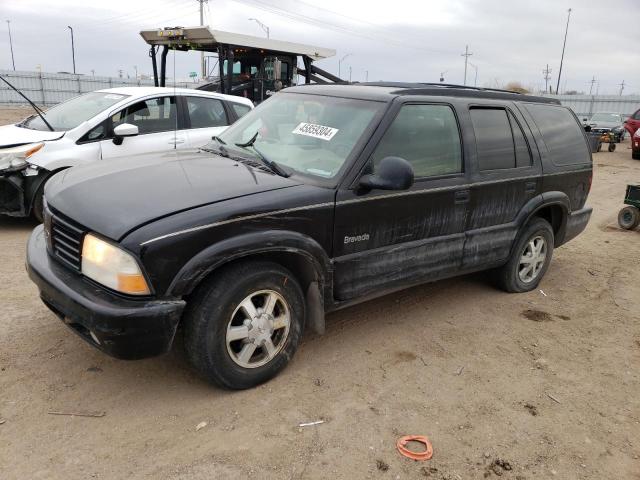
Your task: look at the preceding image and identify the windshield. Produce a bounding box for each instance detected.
[590,113,621,123]
[214,92,383,179]
[22,91,130,131]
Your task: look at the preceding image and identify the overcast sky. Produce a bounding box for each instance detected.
[2,0,639,94]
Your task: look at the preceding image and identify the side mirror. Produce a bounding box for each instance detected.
[112,123,139,145]
[359,156,414,191]
[582,118,588,122]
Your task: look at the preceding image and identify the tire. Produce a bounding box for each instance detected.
[608,143,616,152]
[183,260,305,389]
[618,206,640,230]
[632,151,640,160]
[32,185,45,223]
[497,218,555,293]
[597,143,602,152]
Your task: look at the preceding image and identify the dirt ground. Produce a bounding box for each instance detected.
[0,106,638,480]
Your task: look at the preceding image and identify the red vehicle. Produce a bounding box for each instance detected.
[633,129,640,160]
[625,108,640,137]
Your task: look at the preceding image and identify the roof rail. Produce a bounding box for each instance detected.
[359,81,521,95]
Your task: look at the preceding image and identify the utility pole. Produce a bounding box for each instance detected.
[588,76,596,95]
[349,66,352,83]
[439,71,447,82]
[365,70,368,82]
[338,53,351,79]
[198,0,208,79]
[461,45,472,86]
[543,64,552,93]
[555,8,572,95]
[468,62,478,87]
[6,20,15,70]
[91,69,95,76]
[618,80,625,96]
[67,26,76,74]
[134,65,138,79]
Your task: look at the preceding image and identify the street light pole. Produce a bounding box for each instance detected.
[248,18,270,38]
[6,20,15,70]
[555,8,572,95]
[67,26,76,74]
[338,53,351,79]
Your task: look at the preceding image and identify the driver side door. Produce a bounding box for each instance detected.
[332,102,470,301]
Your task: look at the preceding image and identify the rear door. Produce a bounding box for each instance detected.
[332,101,470,301]
[462,103,541,269]
[99,96,187,160]
[182,95,232,148]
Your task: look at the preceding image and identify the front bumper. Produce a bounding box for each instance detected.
[0,173,27,216]
[27,225,186,360]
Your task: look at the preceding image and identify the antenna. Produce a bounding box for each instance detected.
[173,47,177,150]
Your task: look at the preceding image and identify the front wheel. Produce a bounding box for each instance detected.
[497,218,554,293]
[32,186,45,223]
[608,143,616,152]
[618,206,640,230]
[183,261,305,389]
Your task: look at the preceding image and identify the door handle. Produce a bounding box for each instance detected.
[455,189,470,204]
[525,181,537,194]
[168,139,185,145]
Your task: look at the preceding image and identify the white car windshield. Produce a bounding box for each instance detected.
[590,113,621,123]
[214,92,383,179]
[21,92,130,131]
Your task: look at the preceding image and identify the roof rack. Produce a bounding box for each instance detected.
[358,81,521,95]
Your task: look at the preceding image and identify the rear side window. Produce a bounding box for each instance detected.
[524,104,590,165]
[230,102,251,118]
[470,107,532,170]
[372,104,462,178]
[186,96,228,129]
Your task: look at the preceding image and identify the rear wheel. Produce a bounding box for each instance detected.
[618,206,640,230]
[183,261,305,389]
[497,218,554,293]
[632,151,640,160]
[608,143,616,152]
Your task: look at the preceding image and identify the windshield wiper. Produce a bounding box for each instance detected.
[0,75,54,131]
[234,132,290,178]
[202,136,230,157]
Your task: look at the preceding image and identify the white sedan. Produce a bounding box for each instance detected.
[0,87,253,221]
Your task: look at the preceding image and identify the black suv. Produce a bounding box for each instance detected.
[27,83,593,389]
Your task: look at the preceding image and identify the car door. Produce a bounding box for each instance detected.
[99,96,187,160]
[182,96,231,148]
[461,104,541,269]
[332,101,470,301]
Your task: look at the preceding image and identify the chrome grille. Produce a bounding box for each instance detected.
[50,213,84,271]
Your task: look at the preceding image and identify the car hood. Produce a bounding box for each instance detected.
[0,123,64,148]
[45,149,302,240]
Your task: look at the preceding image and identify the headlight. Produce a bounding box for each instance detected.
[0,143,44,171]
[81,233,150,295]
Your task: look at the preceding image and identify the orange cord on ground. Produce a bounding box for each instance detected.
[396,435,433,461]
